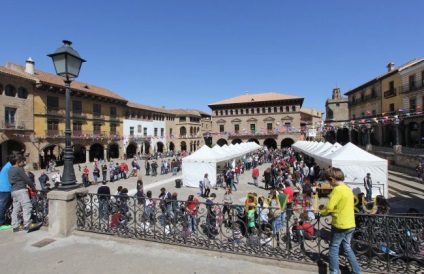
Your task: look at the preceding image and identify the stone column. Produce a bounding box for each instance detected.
[47,188,88,237]
[103,148,107,161]
[85,148,90,163]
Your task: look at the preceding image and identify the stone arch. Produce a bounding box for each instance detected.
[90,143,105,162]
[217,139,228,146]
[180,126,187,137]
[180,141,187,151]
[126,142,137,159]
[73,143,86,164]
[169,142,175,151]
[247,138,259,144]
[263,138,277,149]
[231,138,242,145]
[41,143,64,169]
[156,141,164,153]
[280,138,295,148]
[0,139,26,168]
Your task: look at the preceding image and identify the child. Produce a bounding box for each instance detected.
[198,180,204,197]
[233,223,243,245]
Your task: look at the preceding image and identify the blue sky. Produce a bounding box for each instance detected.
[2,1,424,113]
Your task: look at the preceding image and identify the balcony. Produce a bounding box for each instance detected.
[110,115,120,121]
[46,129,61,136]
[402,80,424,94]
[0,122,26,130]
[383,88,396,98]
[72,110,87,118]
[46,106,65,116]
[92,113,105,120]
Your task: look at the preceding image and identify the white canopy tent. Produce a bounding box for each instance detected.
[182,142,261,188]
[321,142,388,198]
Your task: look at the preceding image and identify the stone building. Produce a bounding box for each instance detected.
[208,92,322,148]
[0,58,127,168]
[345,59,424,147]
[324,87,349,143]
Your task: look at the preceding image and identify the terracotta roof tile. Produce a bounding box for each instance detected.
[0,66,38,82]
[127,102,174,115]
[169,109,203,116]
[5,63,127,102]
[209,92,303,106]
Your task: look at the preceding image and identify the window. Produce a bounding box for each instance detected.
[409,75,416,90]
[110,124,117,134]
[250,124,255,133]
[267,123,272,131]
[389,103,395,112]
[257,108,260,114]
[240,109,243,114]
[47,96,59,108]
[389,81,394,91]
[170,128,173,137]
[235,109,238,115]
[143,127,147,136]
[246,109,249,114]
[336,103,340,107]
[230,110,233,115]
[93,103,101,117]
[137,125,142,133]
[154,128,158,137]
[5,107,16,127]
[274,107,277,112]
[179,117,186,122]
[93,123,101,134]
[327,109,333,119]
[268,107,271,113]
[225,110,228,115]
[47,120,59,134]
[280,106,283,112]
[130,126,134,136]
[234,124,239,134]
[372,110,376,116]
[73,121,82,133]
[286,106,289,112]
[292,106,296,111]
[215,111,219,116]
[17,87,28,99]
[110,107,117,119]
[219,125,224,133]
[361,93,365,102]
[5,84,16,97]
[160,128,164,137]
[262,107,266,113]
[410,98,417,111]
[72,100,82,116]
[371,88,376,98]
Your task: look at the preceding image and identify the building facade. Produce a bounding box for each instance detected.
[208,92,322,148]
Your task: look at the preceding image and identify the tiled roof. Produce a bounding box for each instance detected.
[0,66,38,82]
[169,109,203,116]
[127,102,175,115]
[209,92,303,106]
[300,107,324,117]
[4,63,127,102]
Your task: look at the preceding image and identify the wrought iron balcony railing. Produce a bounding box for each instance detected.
[384,88,397,98]
[46,106,65,116]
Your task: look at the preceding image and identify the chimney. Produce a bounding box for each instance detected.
[25,57,35,75]
[387,62,395,72]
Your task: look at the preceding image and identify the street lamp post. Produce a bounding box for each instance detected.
[48,40,86,190]
[394,117,400,145]
[366,123,372,145]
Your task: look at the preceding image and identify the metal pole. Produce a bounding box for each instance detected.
[348,127,352,143]
[367,127,371,145]
[60,79,77,189]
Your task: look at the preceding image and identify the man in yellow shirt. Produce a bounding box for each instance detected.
[319,167,361,274]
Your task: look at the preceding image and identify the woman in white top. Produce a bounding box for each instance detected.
[203,173,212,198]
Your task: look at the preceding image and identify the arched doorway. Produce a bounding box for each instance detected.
[0,140,25,168]
[180,126,187,137]
[156,142,164,153]
[181,141,187,151]
[169,142,175,151]
[263,138,277,149]
[144,141,151,155]
[41,144,64,169]
[107,143,119,161]
[217,139,228,147]
[247,138,259,144]
[231,138,242,145]
[73,144,86,164]
[126,142,137,159]
[280,138,295,148]
[90,143,104,162]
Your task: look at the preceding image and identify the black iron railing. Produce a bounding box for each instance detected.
[75,193,424,273]
[4,190,49,227]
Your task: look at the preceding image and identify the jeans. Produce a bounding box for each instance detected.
[188,215,197,233]
[329,227,361,274]
[172,167,178,175]
[93,175,99,184]
[272,212,286,234]
[235,174,239,184]
[0,192,12,226]
[99,199,109,220]
[253,176,258,186]
[366,189,372,201]
[11,189,33,229]
[102,172,107,181]
[230,179,237,191]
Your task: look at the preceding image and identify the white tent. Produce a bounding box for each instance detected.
[321,142,388,198]
[182,142,261,188]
